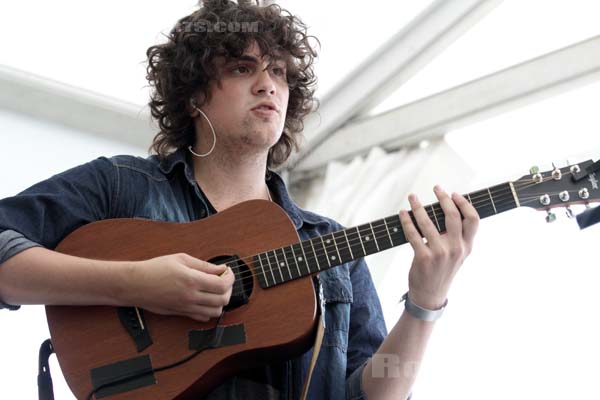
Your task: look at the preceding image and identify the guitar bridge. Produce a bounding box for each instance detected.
[117,307,153,352]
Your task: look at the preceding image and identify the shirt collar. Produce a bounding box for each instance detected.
[158,147,189,175]
[157,147,201,189]
[266,170,332,230]
[157,148,331,230]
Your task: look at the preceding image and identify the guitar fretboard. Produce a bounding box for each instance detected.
[235,182,518,288]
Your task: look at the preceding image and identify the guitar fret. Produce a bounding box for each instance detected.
[437,205,447,232]
[389,216,404,244]
[278,248,290,280]
[332,234,342,263]
[369,222,380,252]
[308,239,322,271]
[264,251,278,285]
[343,230,354,259]
[353,226,367,257]
[257,253,269,287]
[266,252,277,285]
[487,188,498,214]
[358,223,378,256]
[491,183,518,213]
[396,214,402,235]
[320,236,332,267]
[333,231,352,263]
[509,182,521,207]
[383,218,394,246]
[294,242,309,275]
[272,250,286,282]
[280,248,294,280]
[288,244,302,277]
[283,246,300,279]
[430,204,441,232]
[374,218,393,250]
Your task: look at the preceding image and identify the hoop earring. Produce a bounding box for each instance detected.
[188,102,216,157]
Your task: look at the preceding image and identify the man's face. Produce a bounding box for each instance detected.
[194,41,290,155]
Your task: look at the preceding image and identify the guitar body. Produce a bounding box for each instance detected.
[45,200,318,400]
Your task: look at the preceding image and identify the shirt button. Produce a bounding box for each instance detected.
[199,209,207,218]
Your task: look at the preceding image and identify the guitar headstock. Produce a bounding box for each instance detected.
[514,159,600,221]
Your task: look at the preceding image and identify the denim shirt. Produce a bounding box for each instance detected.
[0,148,388,399]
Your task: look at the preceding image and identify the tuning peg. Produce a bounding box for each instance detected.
[546,210,557,223]
[529,166,540,175]
[552,166,562,180]
[565,206,575,219]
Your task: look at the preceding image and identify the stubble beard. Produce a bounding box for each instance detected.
[237,115,282,151]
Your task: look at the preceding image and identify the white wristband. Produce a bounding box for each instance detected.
[400,292,447,322]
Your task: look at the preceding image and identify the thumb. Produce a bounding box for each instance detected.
[196,262,228,276]
[219,265,235,287]
[180,255,227,275]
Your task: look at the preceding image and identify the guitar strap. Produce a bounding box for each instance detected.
[299,312,325,400]
[37,339,55,400]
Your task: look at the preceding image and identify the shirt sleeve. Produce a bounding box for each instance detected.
[345,258,388,398]
[0,157,117,310]
[0,230,43,310]
[0,229,43,265]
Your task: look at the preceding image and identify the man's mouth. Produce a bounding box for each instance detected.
[251,101,279,113]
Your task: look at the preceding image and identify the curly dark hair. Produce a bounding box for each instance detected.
[146,0,319,169]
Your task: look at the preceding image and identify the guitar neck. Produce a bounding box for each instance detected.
[248,182,520,288]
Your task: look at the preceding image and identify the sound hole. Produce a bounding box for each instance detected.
[207,255,253,311]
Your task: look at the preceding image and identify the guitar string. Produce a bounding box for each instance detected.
[214,172,587,296]
[216,184,518,284]
[223,173,572,279]
[217,173,581,286]
[224,190,586,299]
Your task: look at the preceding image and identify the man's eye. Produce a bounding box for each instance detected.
[233,65,251,74]
[272,67,286,77]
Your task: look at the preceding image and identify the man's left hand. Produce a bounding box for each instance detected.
[399,185,480,310]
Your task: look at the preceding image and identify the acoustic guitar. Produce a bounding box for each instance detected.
[45,159,600,399]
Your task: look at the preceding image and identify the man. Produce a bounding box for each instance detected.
[0,1,479,399]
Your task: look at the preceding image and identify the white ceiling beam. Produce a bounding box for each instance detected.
[0,65,152,149]
[287,0,503,170]
[292,34,600,174]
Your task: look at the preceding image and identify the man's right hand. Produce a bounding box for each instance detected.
[125,253,235,322]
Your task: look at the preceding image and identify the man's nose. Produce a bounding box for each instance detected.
[252,69,276,96]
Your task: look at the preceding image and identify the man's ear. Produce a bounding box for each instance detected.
[188,94,205,118]
[188,98,198,118]
[188,99,197,118]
